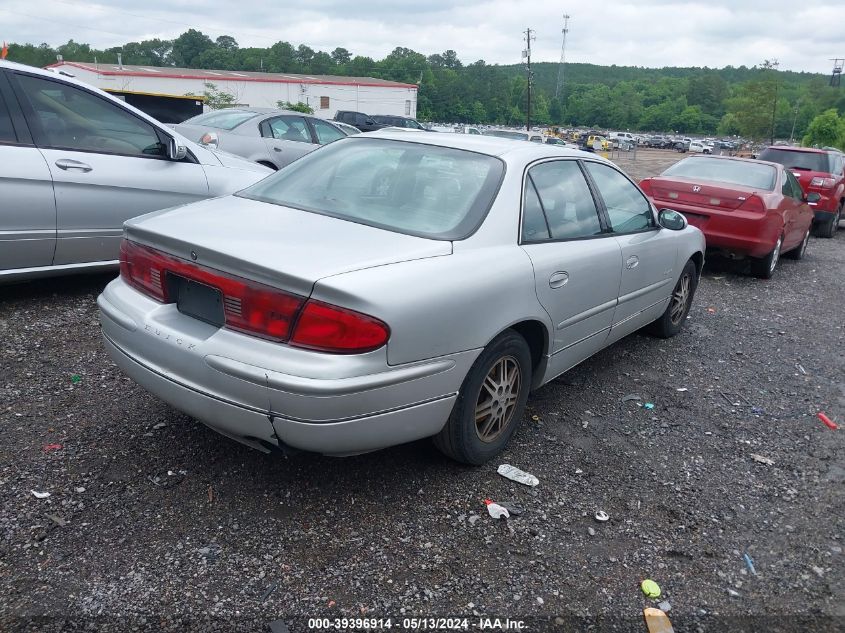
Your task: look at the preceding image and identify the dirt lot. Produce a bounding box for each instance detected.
[1,150,843,632]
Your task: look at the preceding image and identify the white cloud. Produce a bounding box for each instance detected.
[1,0,839,73]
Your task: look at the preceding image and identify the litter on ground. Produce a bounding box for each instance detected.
[497,464,539,487]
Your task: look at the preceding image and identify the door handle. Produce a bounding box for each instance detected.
[549,271,569,288]
[55,159,92,172]
[626,255,639,269]
[273,147,283,152]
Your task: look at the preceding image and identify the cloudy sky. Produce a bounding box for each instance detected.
[2,0,842,73]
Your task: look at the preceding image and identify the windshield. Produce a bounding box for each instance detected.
[662,157,776,190]
[238,138,505,240]
[184,109,259,130]
[757,148,832,173]
[484,130,528,141]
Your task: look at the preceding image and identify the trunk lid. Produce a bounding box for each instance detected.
[649,176,759,211]
[124,195,452,297]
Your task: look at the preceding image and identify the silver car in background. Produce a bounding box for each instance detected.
[0,60,271,283]
[99,131,705,464]
[174,108,349,170]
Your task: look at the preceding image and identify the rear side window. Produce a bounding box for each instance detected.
[311,118,345,145]
[261,116,310,143]
[15,73,165,157]
[526,160,603,240]
[186,109,257,130]
[785,171,804,200]
[0,90,16,143]
[585,161,655,233]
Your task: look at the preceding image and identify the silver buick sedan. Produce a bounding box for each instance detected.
[98,131,705,464]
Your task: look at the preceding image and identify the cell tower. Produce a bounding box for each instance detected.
[830,58,843,87]
[554,14,571,100]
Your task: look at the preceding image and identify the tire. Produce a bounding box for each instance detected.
[751,234,783,279]
[818,203,842,239]
[648,259,698,338]
[785,226,810,260]
[434,330,532,465]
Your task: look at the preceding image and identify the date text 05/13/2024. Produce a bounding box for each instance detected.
[306,617,527,630]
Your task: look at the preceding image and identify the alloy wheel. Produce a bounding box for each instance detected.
[474,356,521,443]
[669,272,691,326]
[769,236,782,275]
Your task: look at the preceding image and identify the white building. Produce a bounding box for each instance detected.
[47,61,419,119]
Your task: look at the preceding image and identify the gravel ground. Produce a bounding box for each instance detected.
[1,150,843,633]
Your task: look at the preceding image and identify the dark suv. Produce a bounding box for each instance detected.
[333,111,385,132]
[370,115,428,130]
[757,146,845,237]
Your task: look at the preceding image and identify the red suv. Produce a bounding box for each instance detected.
[756,146,845,238]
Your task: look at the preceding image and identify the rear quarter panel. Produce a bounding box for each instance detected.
[310,245,551,366]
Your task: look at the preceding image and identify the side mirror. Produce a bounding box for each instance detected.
[658,208,688,231]
[166,136,187,161]
[806,192,821,204]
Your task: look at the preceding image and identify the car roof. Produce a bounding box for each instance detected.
[762,145,830,155]
[362,129,603,162]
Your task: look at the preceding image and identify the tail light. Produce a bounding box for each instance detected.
[639,178,653,197]
[737,195,766,214]
[119,240,389,353]
[199,131,218,147]
[810,176,835,188]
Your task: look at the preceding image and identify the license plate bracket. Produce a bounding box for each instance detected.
[168,275,224,327]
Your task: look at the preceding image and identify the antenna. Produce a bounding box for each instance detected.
[831,58,843,87]
[555,14,570,100]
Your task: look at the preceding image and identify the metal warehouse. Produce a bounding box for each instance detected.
[47,61,419,122]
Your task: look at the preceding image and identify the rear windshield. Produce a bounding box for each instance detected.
[238,138,505,240]
[484,130,528,141]
[662,157,776,190]
[757,148,832,173]
[184,109,258,130]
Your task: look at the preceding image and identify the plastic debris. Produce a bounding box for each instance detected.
[657,600,672,612]
[643,607,674,633]
[595,510,610,522]
[795,363,807,375]
[675,388,688,392]
[818,412,838,430]
[644,403,655,410]
[31,490,50,499]
[726,588,740,597]
[497,501,524,516]
[42,443,63,452]
[497,464,539,487]
[743,553,757,575]
[641,579,661,599]
[484,499,510,520]
[751,454,775,466]
[45,513,67,527]
[622,394,643,403]
[70,374,81,384]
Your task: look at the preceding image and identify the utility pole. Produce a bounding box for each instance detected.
[523,28,535,131]
[555,14,570,100]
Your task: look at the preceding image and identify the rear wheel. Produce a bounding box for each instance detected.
[648,259,697,338]
[751,234,782,279]
[785,226,810,260]
[434,330,532,465]
[816,204,841,238]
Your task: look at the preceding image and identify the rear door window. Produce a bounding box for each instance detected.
[0,89,16,143]
[261,115,311,143]
[524,160,603,240]
[311,118,345,145]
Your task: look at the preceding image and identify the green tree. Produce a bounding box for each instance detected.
[331,47,351,65]
[802,109,845,149]
[170,29,215,67]
[188,82,238,109]
[277,101,314,114]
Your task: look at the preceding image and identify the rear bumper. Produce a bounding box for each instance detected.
[660,201,779,258]
[98,278,476,455]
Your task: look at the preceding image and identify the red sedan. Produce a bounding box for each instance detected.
[640,155,814,278]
